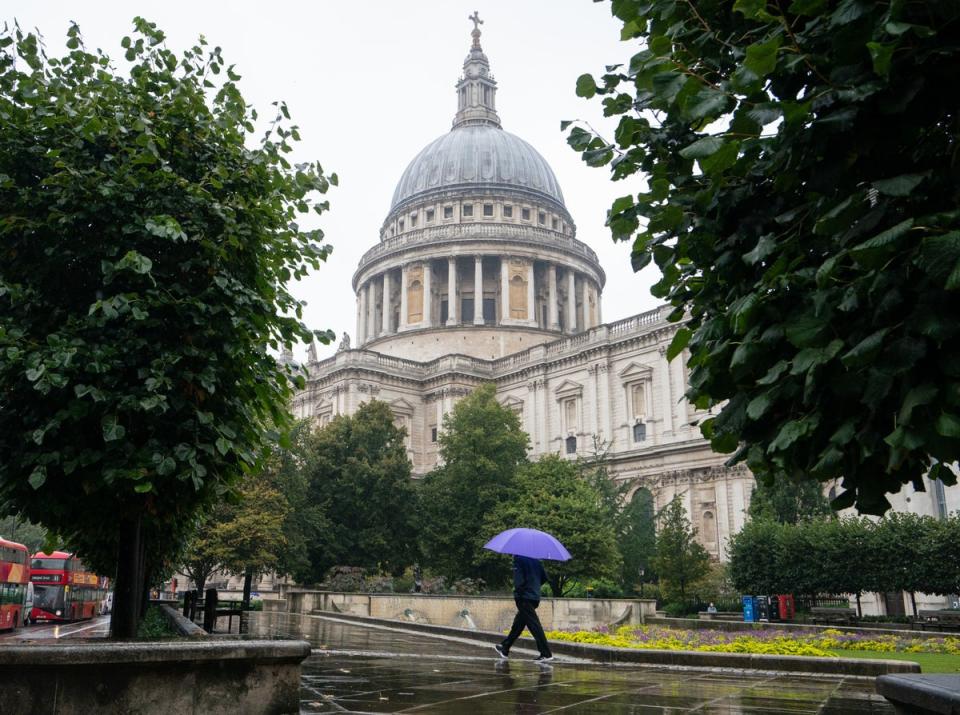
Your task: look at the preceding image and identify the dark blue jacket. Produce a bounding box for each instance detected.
[513,555,548,601]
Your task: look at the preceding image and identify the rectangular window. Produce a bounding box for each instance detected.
[431,427,438,443]
[503,205,513,218]
[483,297,496,322]
[521,207,531,221]
[440,299,449,324]
[426,208,435,222]
[444,206,453,219]
[552,217,559,229]
[410,213,417,227]
[538,211,546,225]
[462,204,473,217]
[633,422,647,443]
[461,298,475,322]
[398,219,404,231]
[566,435,577,454]
[483,203,494,217]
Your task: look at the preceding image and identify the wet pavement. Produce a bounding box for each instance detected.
[250,612,895,714]
[0,615,110,641]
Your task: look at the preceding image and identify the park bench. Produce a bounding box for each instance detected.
[698,611,742,622]
[915,610,960,631]
[810,606,858,625]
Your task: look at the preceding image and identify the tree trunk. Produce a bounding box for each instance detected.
[910,591,918,618]
[855,592,862,618]
[241,565,254,610]
[111,513,145,638]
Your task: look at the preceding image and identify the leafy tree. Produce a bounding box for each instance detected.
[212,472,289,609]
[872,512,941,617]
[748,478,832,524]
[302,400,418,581]
[0,20,333,635]
[178,509,226,595]
[481,455,622,595]
[653,495,711,601]
[0,513,48,553]
[419,384,529,583]
[619,487,657,592]
[728,518,782,595]
[569,1,960,514]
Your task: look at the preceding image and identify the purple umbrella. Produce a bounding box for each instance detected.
[483,528,572,561]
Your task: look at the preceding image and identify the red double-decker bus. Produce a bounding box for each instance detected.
[0,538,30,630]
[30,551,104,622]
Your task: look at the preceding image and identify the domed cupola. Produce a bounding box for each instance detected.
[351,15,605,362]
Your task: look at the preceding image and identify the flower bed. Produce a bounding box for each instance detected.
[545,625,960,658]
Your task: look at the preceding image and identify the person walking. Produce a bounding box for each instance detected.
[494,554,554,662]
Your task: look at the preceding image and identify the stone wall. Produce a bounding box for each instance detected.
[0,639,310,715]
[277,590,655,632]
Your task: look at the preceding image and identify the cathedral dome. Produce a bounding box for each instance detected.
[390,125,566,212]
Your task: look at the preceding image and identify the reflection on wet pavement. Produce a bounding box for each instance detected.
[249,612,894,714]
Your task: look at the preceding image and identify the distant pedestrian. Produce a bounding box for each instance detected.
[494,554,553,663]
[707,602,718,614]
[413,564,423,593]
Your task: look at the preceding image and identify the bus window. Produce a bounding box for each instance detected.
[31,558,66,570]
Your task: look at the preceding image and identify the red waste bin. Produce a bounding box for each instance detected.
[777,594,795,620]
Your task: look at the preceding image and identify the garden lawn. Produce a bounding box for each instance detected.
[826,649,960,674]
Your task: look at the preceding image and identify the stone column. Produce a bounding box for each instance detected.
[422,260,432,327]
[500,256,511,323]
[436,392,444,433]
[358,283,367,344]
[446,257,458,326]
[366,282,376,340]
[473,256,484,325]
[526,260,536,323]
[660,346,674,435]
[355,293,363,345]
[566,270,577,334]
[381,271,392,334]
[581,278,590,330]
[547,264,560,330]
[399,264,409,331]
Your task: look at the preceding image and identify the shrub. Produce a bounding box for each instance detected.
[321,566,366,592]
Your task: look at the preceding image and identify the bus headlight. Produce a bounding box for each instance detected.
[55,610,61,616]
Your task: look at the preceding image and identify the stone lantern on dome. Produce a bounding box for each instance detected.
[351,16,605,362]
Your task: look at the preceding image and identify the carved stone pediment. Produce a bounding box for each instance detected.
[553,379,583,400]
[618,361,654,381]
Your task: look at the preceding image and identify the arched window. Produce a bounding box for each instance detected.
[633,422,646,443]
[510,274,527,319]
[565,435,577,455]
[564,399,577,433]
[407,279,423,324]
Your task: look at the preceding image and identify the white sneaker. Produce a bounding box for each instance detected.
[494,644,509,659]
[534,655,554,663]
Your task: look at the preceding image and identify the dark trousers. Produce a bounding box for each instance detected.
[501,597,552,657]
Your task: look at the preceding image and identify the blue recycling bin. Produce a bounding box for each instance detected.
[742,595,756,622]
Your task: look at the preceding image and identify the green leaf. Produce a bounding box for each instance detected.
[698,140,740,175]
[841,329,888,368]
[788,0,826,14]
[101,415,126,442]
[216,437,231,455]
[28,466,47,490]
[872,173,924,197]
[866,41,896,78]
[679,136,724,159]
[733,0,776,21]
[575,74,598,99]
[743,37,782,80]
[134,482,154,493]
[747,393,774,420]
[666,328,692,361]
[156,457,176,476]
[935,412,960,438]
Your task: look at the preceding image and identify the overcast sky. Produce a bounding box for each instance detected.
[8,1,661,360]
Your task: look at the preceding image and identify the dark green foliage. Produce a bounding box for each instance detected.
[748,478,832,524]
[136,605,177,639]
[301,400,418,581]
[0,19,333,634]
[730,513,960,598]
[419,384,528,584]
[619,487,657,590]
[570,1,960,514]
[653,495,711,600]
[0,514,48,553]
[481,454,622,595]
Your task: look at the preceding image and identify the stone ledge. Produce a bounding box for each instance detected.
[159,604,207,637]
[0,638,310,715]
[312,611,919,677]
[876,674,960,714]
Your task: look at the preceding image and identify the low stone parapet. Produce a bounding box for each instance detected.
[283,590,655,632]
[0,639,310,714]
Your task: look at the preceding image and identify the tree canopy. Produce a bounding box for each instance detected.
[419,384,529,584]
[569,1,960,514]
[481,455,622,595]
[0,19,333,634]
[301,400,418,581]
[652,494,711,600]
[748,477,832,524]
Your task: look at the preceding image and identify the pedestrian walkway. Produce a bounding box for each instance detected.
[0,615,110,642]
[250,612,894,713]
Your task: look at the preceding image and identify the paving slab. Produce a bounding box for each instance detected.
[249,611,896,713]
